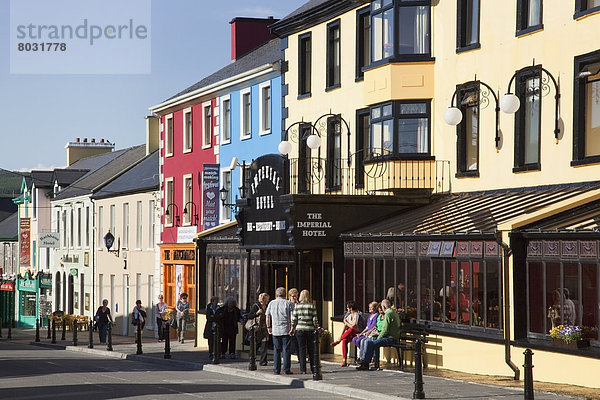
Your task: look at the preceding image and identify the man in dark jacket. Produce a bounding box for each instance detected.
[203,296,223,359]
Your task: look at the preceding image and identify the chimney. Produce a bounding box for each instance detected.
[230,16,278,61]
[145,115,159,155]
[65,138,114,165]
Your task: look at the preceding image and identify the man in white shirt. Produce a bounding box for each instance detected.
[266,287,293,375]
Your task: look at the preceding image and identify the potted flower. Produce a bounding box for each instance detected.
[549,324,589,349]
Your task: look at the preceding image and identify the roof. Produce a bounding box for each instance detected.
[30,170,54,189]
[0,212,18,241]
[521,199,600,233]
[163,38,281,102]
[91,150,159,199]
[53,145,147,201]
[342,182,600,239]
[52,169,90,187]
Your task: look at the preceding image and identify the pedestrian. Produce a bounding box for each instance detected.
[221,296,242,358]
[132,300,146,341]
[290,289,319,374]
[155,294,167,341]
[356,299,401,371]
[176,293,190,343]
[94,299,113,344]
[288,288,299,356]
[331,300,360,367]
[247,292,270,366]
[203,296,223,359]
[266,286,293,375]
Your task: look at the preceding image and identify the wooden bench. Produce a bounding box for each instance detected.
[374,321,429,370]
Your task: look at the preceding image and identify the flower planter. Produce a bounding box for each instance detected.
[550,338,590,350]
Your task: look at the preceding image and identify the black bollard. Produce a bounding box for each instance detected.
[136,327,143,355]
[61,319,66,341]
[72,319,78,346]
[212,324,220,364]
[106,323,113,351]
[88,322,94,349]
[248,326,257,371]
[523,349,534,400]
[412,338,425,399]
[35,318,40,342]
[51,319,56,344]
[7,319,12,339]
[312,328,322,381]
[164,323,171,359]
[47,316,51,339]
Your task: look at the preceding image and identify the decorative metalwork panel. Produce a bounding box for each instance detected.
[561,241,578,258]
[353,242,363,255]
[440,241,455,257]
[405,242,417,256]
[344,242,354,256]
[543,241,560,257]
[579,241,597,258]
[471,241,483,257]
[456,241,469,257]
[363,242,373,255]
[484,241,499,258]
[373,242,384,255]
[427,241,442,256]
[383,242,394,256]
[419,242,430,256]
[527,241,543,257]
[394,242,405,256]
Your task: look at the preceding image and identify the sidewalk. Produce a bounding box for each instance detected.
[4,328,588,400]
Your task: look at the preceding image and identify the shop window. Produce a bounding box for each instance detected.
[513,67,541,172]
[326,20,341,90]
[457,0,480,52]
[356,6,371,80]
[456,82,480,176]
[574,0,600,19]
[298,32,312,98]
[211,254,241,306]
[516,0,543,36]
[572,50,600,165]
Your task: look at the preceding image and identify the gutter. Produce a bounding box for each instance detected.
[496,232,520,381]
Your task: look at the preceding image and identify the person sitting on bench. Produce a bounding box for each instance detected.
[356,299,401,371]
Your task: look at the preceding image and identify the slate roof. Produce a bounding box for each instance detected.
[53,145,147,201]
[279,0,331,21]
[0,198,17,223]
[163,38,281,102]
[0,212,18,241]
[31,170,54,189]
[52,169,89,187]
[92,150,159,199]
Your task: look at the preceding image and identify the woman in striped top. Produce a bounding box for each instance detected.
[290,289,319,374]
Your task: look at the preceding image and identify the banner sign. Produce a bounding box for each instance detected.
[202,164,220,230]
[0,281,15,291]
[39,273,53,289]
[19,218,30,267]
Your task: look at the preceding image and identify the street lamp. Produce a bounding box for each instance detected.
[165,203,180,227]
[182,201,199,226]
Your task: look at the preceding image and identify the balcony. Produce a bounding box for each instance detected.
[287,157,451,196]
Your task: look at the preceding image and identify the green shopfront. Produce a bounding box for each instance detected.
[17,272,52,327]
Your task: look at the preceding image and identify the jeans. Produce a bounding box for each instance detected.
[177,316,187,341]
[98,323,108,343]
[272,335,291,373]
[295,330,316,373]
[362,336,397,364]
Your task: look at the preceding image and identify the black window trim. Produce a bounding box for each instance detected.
[572,48,600,166]
[516,0,544,37]
[298,32,312,99]
[513,65,542,173]
[326,19,342,92]
[455,81,481,178]
[355,5,371,81]
[456,0,481,53]
[574,0,600,19]
[355,108,370,188]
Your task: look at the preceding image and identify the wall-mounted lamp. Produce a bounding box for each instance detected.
[183,201,199,226]
[219,187,238,212]
[165,203,180,227]
[103,231,120,257]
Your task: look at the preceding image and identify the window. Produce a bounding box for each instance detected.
[516,0,542,35]
[298,33,312,97]
[298,123,313,194]
[183,175,193,226]
[109,205,115,236]
[221,97,231,143]
[575,0,600,18]
[456,82,480,175]
[369,101,430,157]
[203,103,212,148]
[356,7,371,80]
[149,200,156,248]
[221,170,232,221]
[573,50,600,164]
[97,206,103,247]
[326,115,342,191]
[61,210,66,246]
[85,206,90,247]
[136,201,142,249]
[165,179,174,227]
[69,209,74,248]
[165,116,173,156]
[326,20,341,90]
[123,203,129,249]
[259,83,271,134]
[355,109,370,188]
[77,208,81,247]
[513,66,541,171]
[371,0,431,64]
[183,109,192,152]
[457,0,480,52]
[241,89,252,139]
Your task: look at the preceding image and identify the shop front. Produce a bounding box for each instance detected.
[17,271,38,327]
[0,279,16,327]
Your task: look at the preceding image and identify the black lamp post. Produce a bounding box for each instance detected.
[182,201,199,226]
[165,203,180,227]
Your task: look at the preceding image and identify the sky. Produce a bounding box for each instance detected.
[0,0,306,172]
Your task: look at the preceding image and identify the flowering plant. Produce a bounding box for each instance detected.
[396,307,406,320]
[549,324,583,344]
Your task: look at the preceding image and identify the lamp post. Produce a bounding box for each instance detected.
[182,202,199,226]
[165,203,180,227]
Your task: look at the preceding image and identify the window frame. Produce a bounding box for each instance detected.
[326,19,341,91]
[240,88,252,140]
[164,178,174,227]
[258,82,271,135]
[183,108,192,153]
[516,0,543,37]
[220,169,232,222]
[135,201,143,250]
[202,102,212,149]
[355,108,370,188]
[356,6,371,81]
[574,0,600,19]
[456,0,481,53]
[572,49,600,166]
[182,174,193,226]
[298,32,312,98]
[456,82,481,177]
[122,202,129,250]
[513,66,542,172]
[165,115,174,157]
[326,114,342,192]
[221,96,231,144]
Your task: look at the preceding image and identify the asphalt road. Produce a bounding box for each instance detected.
[0,341,351,400]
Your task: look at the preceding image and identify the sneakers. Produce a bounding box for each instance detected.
[259,361,268,366]
[356,363,369,371]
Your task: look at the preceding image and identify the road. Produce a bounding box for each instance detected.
[0,341,351,399]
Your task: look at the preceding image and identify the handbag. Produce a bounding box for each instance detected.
[244,316,259,331]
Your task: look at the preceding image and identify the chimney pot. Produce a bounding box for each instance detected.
[91,138,95,143]
[75,137,80,142]
[100,139,104,143]
[83,138,88,142]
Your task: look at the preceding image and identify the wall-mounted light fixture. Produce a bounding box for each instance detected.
[103,231,120,257]
[165,203,180,227]
[183,201,199,226]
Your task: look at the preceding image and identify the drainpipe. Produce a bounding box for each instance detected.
[496,232,520,380]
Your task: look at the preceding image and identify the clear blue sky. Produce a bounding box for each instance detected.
[0,0,305,171]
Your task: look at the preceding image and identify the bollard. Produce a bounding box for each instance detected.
[412,338,425,399]
[51,319,56,344]
[248,326,257,371]
[212,324,220,364]
[7,319,12,339]
[47,315,51,339]
[106,323,113,351]
[72,319,78,346]
[0,317,3,338]
[136,327,143,355]
[61,319,66,341]
[88,322,94,349]
[312,328,322,381]
[523,349,534,400]
[35,318,40,342]
[164,323,171,359]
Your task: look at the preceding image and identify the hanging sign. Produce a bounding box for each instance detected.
[202,164,220,230]
[20,218,31,267]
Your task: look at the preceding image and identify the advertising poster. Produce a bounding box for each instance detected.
[19,217,30,267]
[202,164,220,230]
